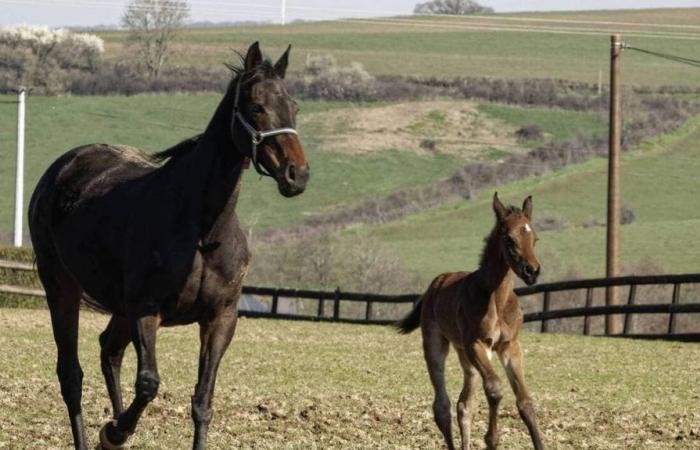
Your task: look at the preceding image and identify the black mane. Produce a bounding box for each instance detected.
[152,55,277,163]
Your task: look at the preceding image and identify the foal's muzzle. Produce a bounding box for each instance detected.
[521,263,540,286]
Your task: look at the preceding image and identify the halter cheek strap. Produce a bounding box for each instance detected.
[230,75,299,178]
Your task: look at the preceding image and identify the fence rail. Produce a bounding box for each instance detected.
[2,259,699,339]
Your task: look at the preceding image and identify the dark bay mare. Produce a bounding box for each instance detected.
[28,42,308,450]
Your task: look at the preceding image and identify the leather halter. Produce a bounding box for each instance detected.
[229,74,298,178]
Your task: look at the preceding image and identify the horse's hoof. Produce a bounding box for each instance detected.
[99,420,129,450]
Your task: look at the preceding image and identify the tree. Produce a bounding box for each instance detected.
[122,0,189,80]
[414,0,494,15]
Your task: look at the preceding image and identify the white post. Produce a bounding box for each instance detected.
[281,0,286,25]
[14,87,26,247]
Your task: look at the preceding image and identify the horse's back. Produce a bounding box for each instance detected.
[31,144,157,226]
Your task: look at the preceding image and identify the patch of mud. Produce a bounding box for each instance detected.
[300,100,520,158]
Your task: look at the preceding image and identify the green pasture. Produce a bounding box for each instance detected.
[0,94,602,238]
[96,8,700,86]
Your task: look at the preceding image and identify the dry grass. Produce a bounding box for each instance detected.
[1,309,699,449]
[300,100,519,158]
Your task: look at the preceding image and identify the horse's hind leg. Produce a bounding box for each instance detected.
[456,349,478,450]
[191,304,239,450]
[99,316,131,418]
[40,266,88,450]
[422,322,455,450]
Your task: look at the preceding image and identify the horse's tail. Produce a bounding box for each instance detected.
[394,298,423,334]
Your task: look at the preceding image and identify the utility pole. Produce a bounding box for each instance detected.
[606,34,622,335]
[14,87,26,248]
[281,0,286,25]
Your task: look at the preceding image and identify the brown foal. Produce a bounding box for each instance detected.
[396,193,544,450]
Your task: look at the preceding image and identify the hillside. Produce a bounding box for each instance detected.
[97,8,700,86]
[343,115,700,283]
[0,94,604,238]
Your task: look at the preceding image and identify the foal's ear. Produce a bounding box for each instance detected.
[522,195,533,220]
[493,192,509,222]
[244,41,263,71]
[274,45,291,79]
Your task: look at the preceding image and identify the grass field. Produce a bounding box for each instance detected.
[0,309,698,449]
[0,94,602,237]
[344,115,700,282]
[97,8,700,86]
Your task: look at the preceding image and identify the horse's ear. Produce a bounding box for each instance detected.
[493,192,508,222]
[274,45,291,79]
[522,195,533,220]
[244,41,263,71]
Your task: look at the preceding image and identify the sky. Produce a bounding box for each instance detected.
[0,0,698,28]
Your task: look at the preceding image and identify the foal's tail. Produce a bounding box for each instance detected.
[394,298,423,334]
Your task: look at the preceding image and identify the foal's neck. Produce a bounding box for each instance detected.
[476,225,514,295]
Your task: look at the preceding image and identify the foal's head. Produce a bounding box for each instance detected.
[492,192,541,285]
[231,42,309,197]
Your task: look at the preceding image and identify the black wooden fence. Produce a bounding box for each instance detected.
[2,259,699,340]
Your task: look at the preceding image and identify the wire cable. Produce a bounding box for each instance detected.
[625,45,700,69]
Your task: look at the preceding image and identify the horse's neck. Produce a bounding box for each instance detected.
[475,226,514,298]
[167,88,246,238]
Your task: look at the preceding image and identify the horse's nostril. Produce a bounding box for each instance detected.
[285,164,296,183]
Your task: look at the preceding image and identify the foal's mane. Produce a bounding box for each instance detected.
[152,53,277,163]
[478,204,523,267]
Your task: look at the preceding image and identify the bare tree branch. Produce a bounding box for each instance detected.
[122,0,189,79]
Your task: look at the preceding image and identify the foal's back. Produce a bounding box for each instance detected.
[419,270,522,347]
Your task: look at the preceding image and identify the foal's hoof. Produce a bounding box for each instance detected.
[99,420,129,449]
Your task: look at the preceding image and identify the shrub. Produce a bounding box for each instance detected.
[0,25,104,94]
[515,124,544,141]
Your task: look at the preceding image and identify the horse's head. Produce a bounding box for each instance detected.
[231,42,309,197]
[492,192,541,286]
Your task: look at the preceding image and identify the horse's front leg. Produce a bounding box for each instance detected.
[468,340,503,450]
[192,304,239,450]
[100,313,160,449]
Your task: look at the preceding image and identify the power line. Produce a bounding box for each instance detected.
[625,45,700,69]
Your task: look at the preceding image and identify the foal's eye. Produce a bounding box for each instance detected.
[250,103,265,114]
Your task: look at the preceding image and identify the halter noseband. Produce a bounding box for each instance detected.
[230,74,299,178]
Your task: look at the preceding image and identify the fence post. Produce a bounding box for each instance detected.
[14,87,26,247]
[541,292,551,333]
[668,283,681,335]
[623,284,637,335]
[583,288,594,335]
[365,300,374,322]
[333,287,340,321]
[317,296,325,318]
[271,290,279,315]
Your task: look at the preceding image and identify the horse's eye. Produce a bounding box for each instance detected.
[250,103,265,114]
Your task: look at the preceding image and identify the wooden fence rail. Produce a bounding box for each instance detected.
[2,259,699,339]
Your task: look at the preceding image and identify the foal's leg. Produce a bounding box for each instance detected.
[422,323,455,450]
[191,305,239,450]
[498,339,544,450]
[468,340,503,450]
[43,273,88,450]
[456,349,478,450]
[99,316,131,418]
[100,314,160,448]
